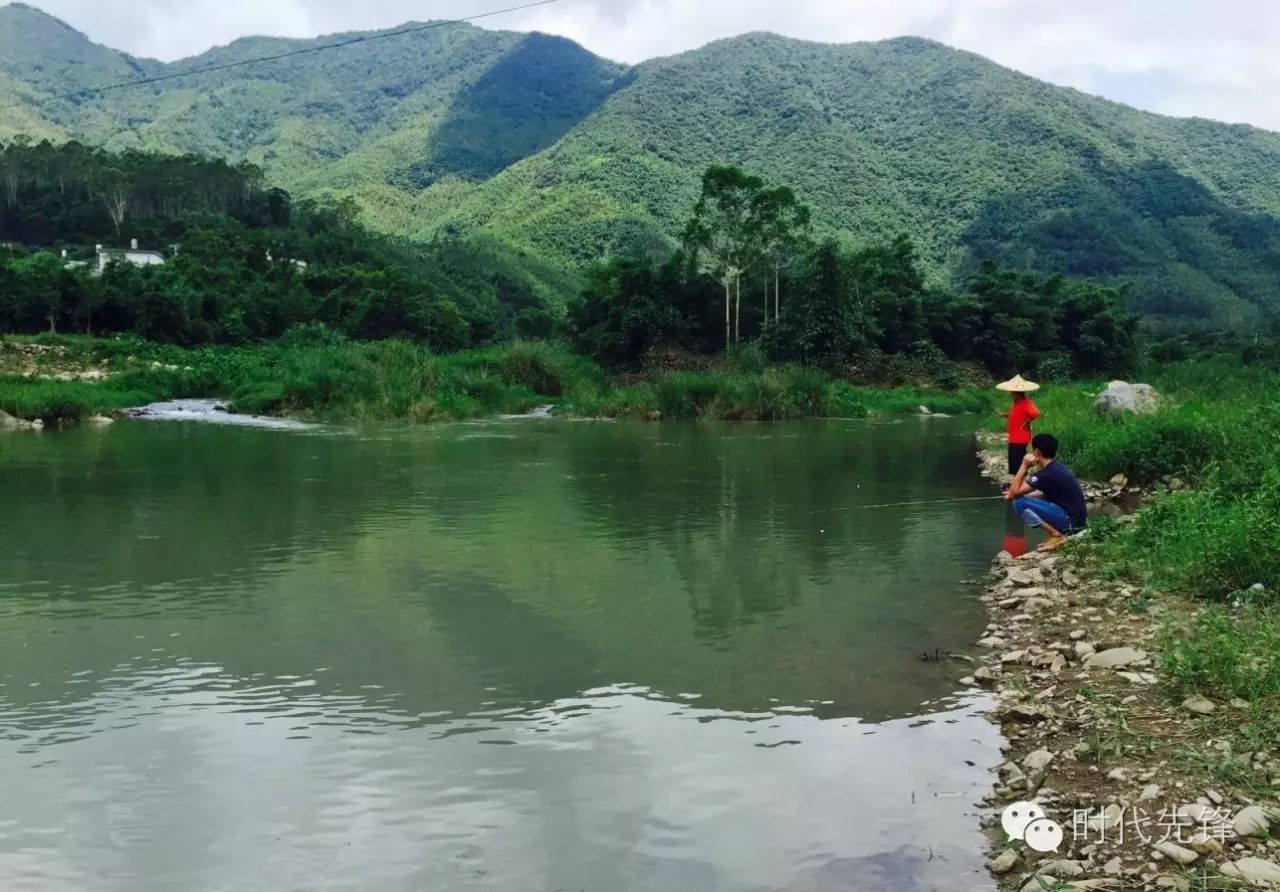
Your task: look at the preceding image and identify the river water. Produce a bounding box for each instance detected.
[0,416,1007,891]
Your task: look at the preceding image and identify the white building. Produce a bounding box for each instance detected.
[265,249,308,271]
[94,239,166,276]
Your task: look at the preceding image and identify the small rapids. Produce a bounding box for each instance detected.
[127,399,311,430]
[498,404,556,420]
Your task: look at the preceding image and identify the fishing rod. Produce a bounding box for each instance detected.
[809,495,1005,515]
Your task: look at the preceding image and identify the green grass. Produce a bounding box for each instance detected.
[0,375,167,421]
[1,333,996,426]
[1162,605,1280,702]
[1043,358,1280,730]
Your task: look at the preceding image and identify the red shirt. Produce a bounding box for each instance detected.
[1007,397,1040,446]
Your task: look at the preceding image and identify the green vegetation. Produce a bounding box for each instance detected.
[5,5,1280,328]
[0,142,559,344]
[0,147,1140,422]
[1161,606,1280,703]
[1027,358,1280,730]
[0,331,997,425]
[572,165,1138,380]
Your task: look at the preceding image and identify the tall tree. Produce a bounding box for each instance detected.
[753,186,811,325]
[682,165,765,349]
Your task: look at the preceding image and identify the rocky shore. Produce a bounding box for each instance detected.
[973,441,1280,890]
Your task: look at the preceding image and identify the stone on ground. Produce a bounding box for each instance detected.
[989,848,1017,874]
[1153,841,1199,865]
[1093,381,1161,417]
[1182,695,1216,714]
[1235,805,1274,838]
[1084,647,1146,669]
[1221,857,1280,887]
[1023,749,1054,771]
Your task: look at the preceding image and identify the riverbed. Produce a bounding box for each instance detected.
[1,416,1007,891]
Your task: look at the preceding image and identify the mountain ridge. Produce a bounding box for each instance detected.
[3,7,1280,328]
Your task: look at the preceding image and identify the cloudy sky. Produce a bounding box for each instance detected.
[11,0,1280,131]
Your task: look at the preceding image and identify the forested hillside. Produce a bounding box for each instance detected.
[5,4,1280,330]
[0,143,559,343]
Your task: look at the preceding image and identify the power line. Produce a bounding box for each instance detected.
[1,0,564,113]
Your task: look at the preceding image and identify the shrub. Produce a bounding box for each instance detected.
[501,340,568,396]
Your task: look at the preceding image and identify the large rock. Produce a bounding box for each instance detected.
[1084,647,1147,669]
[1221,857,1280,887]
[0,410,19,430]
[1093,381,1161,417]
[1235,805,1274,838]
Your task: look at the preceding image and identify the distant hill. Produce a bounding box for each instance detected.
[4,3,1280,329]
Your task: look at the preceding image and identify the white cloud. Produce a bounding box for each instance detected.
[8,0,1280,131]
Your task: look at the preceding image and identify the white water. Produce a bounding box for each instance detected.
[128,399,311,430]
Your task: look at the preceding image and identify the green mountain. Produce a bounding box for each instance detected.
[4,3,1280,329]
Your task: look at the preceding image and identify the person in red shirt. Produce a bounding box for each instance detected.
[996,375,1041,476]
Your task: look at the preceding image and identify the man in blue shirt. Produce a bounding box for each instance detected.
[1003,433,1088,552]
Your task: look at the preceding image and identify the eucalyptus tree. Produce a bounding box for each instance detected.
[682,164,765,348]
[752,185,811,325]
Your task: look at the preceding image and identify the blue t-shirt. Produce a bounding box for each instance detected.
[1028,462,1088,529]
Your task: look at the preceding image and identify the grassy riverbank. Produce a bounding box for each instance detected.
[981,358,1280,888]
[0,333,996,425]
[1013,360,1278,599]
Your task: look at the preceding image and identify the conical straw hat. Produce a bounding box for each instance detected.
[996,374,1041,393]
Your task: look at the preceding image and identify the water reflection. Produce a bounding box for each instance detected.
[1,417,1004,891]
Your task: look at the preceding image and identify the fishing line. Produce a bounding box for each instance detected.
[809,495,1005,515]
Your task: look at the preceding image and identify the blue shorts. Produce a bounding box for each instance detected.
[1013,497,1077,534]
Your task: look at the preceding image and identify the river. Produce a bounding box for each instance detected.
[0,415,1007,891]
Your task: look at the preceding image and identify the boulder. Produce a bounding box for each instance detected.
[0,410,19,430]
[1093,381,1161,417]
[1221,857,1280,887]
